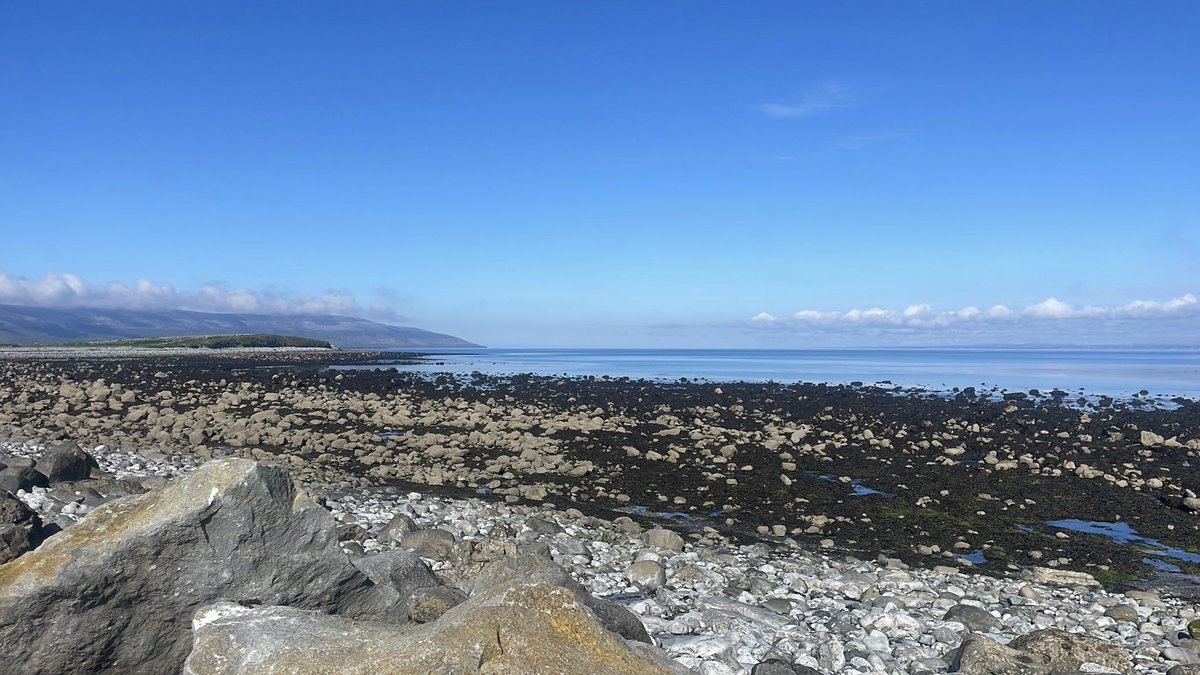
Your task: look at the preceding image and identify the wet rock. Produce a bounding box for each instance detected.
[183,583,674,675]
[0,459,394,675]
[35,442,98,483]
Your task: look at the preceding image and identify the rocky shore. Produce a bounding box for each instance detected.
[3,348,1200,673]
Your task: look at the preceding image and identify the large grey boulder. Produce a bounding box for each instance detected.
[0,459,396,675]
[643,527,686,551]
[398,527,457,560]
[184,582,675,675]
[461,553,652,643]
[1008,628,1133,674]
[950,634,1051,674]
[35,441,99,483]
[950,629,1133,675]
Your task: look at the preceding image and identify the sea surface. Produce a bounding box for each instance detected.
[374,348,1200,400]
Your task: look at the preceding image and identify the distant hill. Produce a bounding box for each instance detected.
[73,334,335,349]
[0,305,480,349]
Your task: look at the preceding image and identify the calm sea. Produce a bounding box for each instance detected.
[377,348,1200,400]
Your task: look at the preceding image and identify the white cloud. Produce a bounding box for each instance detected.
[1120,294,1198,315]
[756,81,854,119]
[755,294,1199,329]
[1023,297,1073,319]
[0,271,387,318]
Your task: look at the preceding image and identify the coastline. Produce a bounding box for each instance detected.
[1,348,1198,588]
[4,348,1200,672]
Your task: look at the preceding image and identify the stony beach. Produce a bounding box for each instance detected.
[3,347,1200,673]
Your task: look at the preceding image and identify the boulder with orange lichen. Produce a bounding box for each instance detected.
[183,582,678,675]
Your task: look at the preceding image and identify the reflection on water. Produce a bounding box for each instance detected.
[1046,519,1200,569]
[359,348,1200,399]
[956,550,989,565]
[802,471,893,497]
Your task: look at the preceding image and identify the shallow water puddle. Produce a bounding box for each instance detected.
[630,506,695,522]
[1046,519,1200,568]
[955,550,988,565]
[802,472,893,497]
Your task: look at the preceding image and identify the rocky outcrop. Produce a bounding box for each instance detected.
[0,459,397,675]
[183,581,674,675]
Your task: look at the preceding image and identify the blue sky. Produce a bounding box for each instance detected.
[1,2,1197,347]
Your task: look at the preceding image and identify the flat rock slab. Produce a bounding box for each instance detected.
[0,459,386,675]
[184,582,674,675]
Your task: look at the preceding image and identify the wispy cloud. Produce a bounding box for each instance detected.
[752,294,1199,328]
[756,81,855,119]
[0,271,402,319]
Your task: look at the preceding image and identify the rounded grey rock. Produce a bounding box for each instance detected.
[626,560,667,591]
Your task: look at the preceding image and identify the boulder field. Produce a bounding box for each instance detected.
[5,442,1200,673]
[1,350,1199,584]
